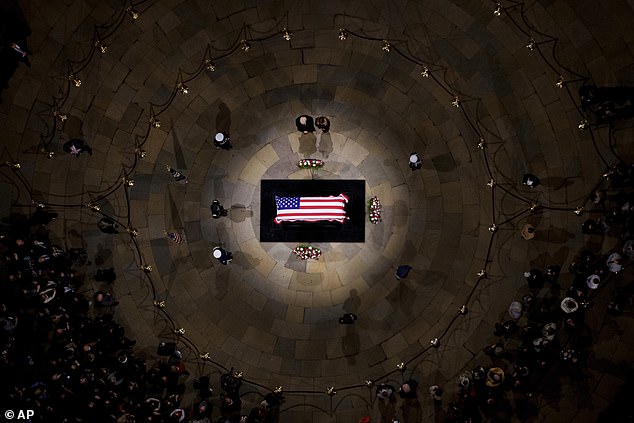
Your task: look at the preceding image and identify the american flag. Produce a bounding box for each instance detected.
[166,231,185,244]
[275,194,348,223]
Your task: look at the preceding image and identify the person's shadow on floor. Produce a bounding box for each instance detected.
[318,132,333,158]
[298,132,317,156]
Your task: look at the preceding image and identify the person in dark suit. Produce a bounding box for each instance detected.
[212,247,232,265]
[63,139,92,157]
[338,313,357,324]
[97,217,119,234]
[409,153,422,171]
[0,0,32,94]
[522,173,540,188]
[315,116,330,133]
[295,115,315,133]
[210,200,227,218]
[30,207,58,225]
[213,132,232,150]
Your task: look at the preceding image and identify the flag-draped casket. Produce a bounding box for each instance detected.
[275,194,348,223]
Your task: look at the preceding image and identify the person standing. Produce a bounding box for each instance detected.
[30,207,58,225]
[376,384,397,423]
[315,116,330,132]
[166,166,188,183]
[213,132,232,150]
[97,217,119,234]
[338,313,357,324]
[63,139,92,157]
[211,200,227,218]
[9,42,30,67]
[521,223,536,240]
[395,265,412,280]
[409,153,422,171]
[212,247,232,265]
[522,173,540,188]
[295,115,315,133]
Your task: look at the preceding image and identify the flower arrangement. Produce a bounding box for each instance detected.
[297,159,324,169]
[368,196,382,224]
[292,245,321,260]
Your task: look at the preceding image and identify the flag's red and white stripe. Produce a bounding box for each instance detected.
[275,194,348,223]
[166,231,185,244]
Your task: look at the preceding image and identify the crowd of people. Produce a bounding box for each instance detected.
[0,210,283,422]
[438,170,633,422]
[356,167,633,423]
[3,172,632,423]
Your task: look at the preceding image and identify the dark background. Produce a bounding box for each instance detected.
[260,179,366,242]
[0,0,32,99]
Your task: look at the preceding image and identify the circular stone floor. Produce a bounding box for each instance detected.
[1,0,634,422]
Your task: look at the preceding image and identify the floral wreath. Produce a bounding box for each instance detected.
[297,159,324,169]
[292,245,321,260]
[368,196,382,224]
